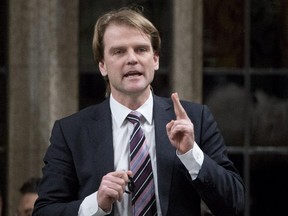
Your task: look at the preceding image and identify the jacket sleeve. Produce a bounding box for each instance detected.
[190,105,245,216]
[33,120,83,216]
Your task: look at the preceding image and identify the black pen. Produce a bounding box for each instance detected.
[125,176,135,194]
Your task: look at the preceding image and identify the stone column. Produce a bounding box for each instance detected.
[172,0,203,103]
[8,0,78,215]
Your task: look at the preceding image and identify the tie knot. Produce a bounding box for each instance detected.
[127,111,142,124]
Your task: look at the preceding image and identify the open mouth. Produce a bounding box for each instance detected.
[124,71,142,77]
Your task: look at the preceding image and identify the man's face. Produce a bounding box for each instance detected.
[17,193,38,216]
[99,24,159,100]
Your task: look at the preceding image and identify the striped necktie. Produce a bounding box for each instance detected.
[127,111,157,216]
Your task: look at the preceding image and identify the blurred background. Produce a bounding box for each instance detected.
[0,0,287,215]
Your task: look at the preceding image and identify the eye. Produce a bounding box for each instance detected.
[137,47,147,53]
[139,47,147,52]
[113,49,124,55]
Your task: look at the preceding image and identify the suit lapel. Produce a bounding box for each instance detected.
[88,99,115,179]
[153,95,176,215]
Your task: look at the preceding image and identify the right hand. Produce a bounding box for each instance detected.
[166,92,195,154]
[97,170,132,212]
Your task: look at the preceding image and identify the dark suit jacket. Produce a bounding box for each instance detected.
[33,95,245,216]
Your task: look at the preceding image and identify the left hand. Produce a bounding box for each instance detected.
[166,92,195,154]
[97,170,132,212]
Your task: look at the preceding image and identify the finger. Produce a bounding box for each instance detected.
[117,170,132,182]
[171,92,188,119]
[166,120,174,136]
[114,170,126,178]
[126,170,133,178]
[106,171,127,193]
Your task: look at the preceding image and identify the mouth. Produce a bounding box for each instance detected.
[124,71,142,78]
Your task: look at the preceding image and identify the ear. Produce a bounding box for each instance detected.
[153,53,159,71]
[99,61,108,76]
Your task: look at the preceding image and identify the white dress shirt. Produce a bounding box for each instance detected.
[78,92,204,216]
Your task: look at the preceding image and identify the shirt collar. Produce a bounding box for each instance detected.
[110,91,153,127]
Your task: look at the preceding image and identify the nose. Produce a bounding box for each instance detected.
[126,50,138,65]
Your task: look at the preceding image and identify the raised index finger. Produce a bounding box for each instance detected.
[171,92,189,120]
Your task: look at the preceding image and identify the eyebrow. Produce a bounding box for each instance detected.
[109,46,125,52]
[108,44,151,52]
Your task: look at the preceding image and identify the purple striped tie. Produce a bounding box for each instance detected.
[127,111,157,216]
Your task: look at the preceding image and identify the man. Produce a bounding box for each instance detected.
[33,6,245,216]
[17,177,41,216]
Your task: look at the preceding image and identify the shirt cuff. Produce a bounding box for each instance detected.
[78,192,111,216]
[176,142,204,180]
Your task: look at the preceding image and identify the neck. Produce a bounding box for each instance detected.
[111,90,151,110]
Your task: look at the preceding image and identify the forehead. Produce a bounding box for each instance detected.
[103,24,151,46]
